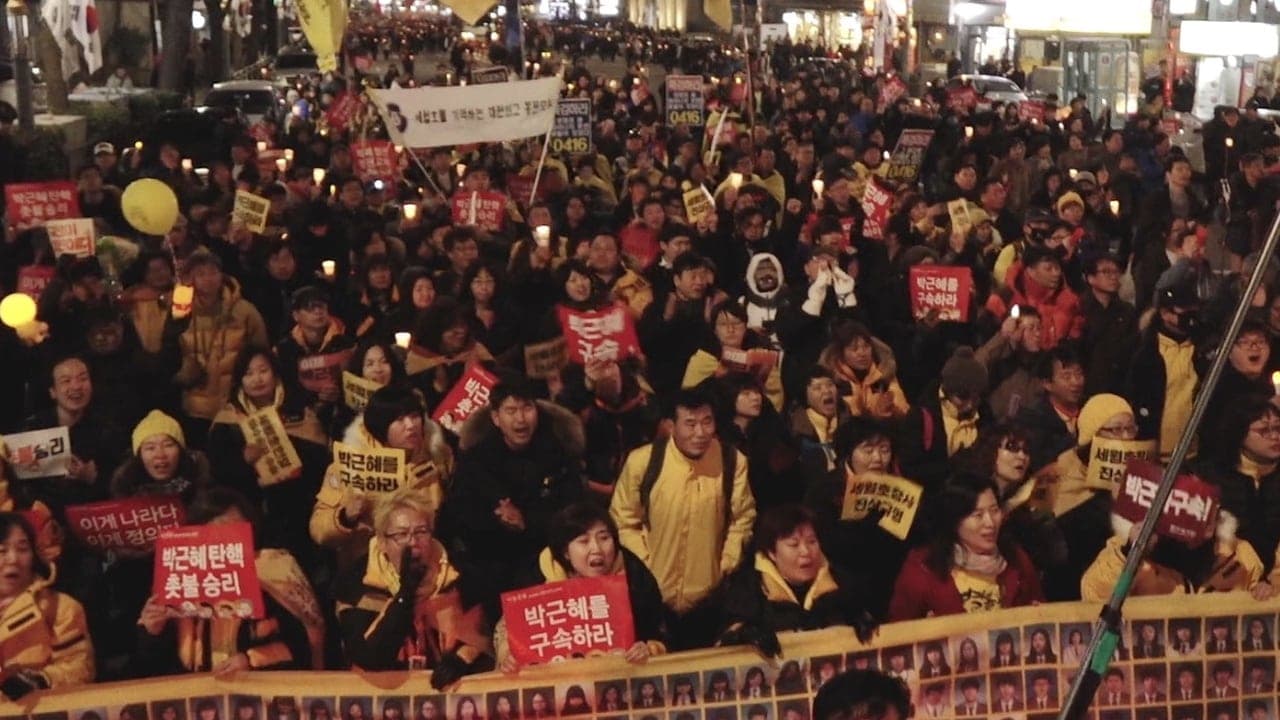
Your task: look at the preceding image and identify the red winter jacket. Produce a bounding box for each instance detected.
[985,267,1082,349]
[886,546,1043,622]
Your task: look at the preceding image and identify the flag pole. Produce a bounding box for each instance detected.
[1056,206,1280,720]
[527,131,554,206]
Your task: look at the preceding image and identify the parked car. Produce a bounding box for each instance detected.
[269,50,319,89]
[200,80,285,126]
[946,74,1029,106]
[149,106,246,166]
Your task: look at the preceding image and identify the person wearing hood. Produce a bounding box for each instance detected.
[984,244,1082,351]
[435,377,585,611]
[310,386,453,573]
[775,246,860,401]
[274,286,357,416]
[334,491,492,686]
[682,300,784,411]
[1124,281,1203,461]
[718,505,877,658]
[739,253,789,348]
[818,320,909,421]
[493,503,667,672]
[162,249,269,443]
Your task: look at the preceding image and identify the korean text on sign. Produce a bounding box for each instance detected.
[351,140,400,185]
[908,265,973,322]
[152,520,264,618]
[432,365,498,433]
[500,574,635,665]
[45,218,96,258]
[1114,460,1220,545]
[550,99,593,155]
[885,129,934,183]
[65,496,186,552]
[1,426,72,479]
[1084,437,1159,493]
[4,181,81,227]
[332,442,407,494]
[556,305,643,365]
[841,473,923,540]
[665,75,705,127]
[238,407,304,486]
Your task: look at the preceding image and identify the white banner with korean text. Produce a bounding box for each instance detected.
[369,78,562,149]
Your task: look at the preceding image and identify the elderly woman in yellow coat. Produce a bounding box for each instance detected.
[0,512,93,698]
[310,385,452,572]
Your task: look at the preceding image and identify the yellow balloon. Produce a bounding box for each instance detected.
[0,293,37,328]
[121,179,180,236]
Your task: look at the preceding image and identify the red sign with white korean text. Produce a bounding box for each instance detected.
[4,181,81,228]
[66,496,186,552]
[505,173,548,210]
[1018,100,1046,123]
[152,521,264,619]
[861,178,892,240]
[325,92,360,133]
[450,191,507,233]
[556,305,642,365]
[619,223,659,269]
[16,265,55,298]
[908,265,973,322]
[351,140,400,186]
[500,574,634,665]
[947,86,978,111]
[297,348,354,396]
[877,76,908,113]
[1114,460,1221,546]
[431,364,498,434]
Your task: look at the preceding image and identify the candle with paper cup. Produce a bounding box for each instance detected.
[321,260,336,279]
[812,178,825,197]
[964,126,973,139]
[275,158,288,174]
[534,225,551,248]
[181,158,193,173]
[402,203,418,221]
[729,172,744,189]
[1109,200,1120,216]
[395,332,412,349]
[312,168,325,186]
[256,141,267,154]
[195,168,209,181]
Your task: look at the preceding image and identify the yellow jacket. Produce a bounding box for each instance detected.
[172,278,269,420]
[311,416,452,570]
[818,344,910,420]
[1080,517,1264,602]
[609,439,756,614]
[0,576,93,688]
[681,349,784,411]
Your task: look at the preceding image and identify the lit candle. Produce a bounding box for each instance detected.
[181,158,193,173]
[533,63,540,74]
[195,167,209,180]
[395,332,412,349]
[1273,370,1280,396]
[321,260,336,278]
[275,157,288,174]
[312,168,325,186]
[534,225,551,247]
[394,144,404,156]
[1069,168,1079,180]
[812,178,825,196]
[882,150,891,161]
[729,172,744,189]
[1226,137,1235,148]
[1109,199,1121,216]
[457,163,467,178]
[403,203,418,221]
[134,141,143,151]
[964,126,974,139]
[1010,304,1020,319]
[283,148,295,162]
[256,141,268,154]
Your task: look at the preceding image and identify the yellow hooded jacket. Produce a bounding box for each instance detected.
[172,277,270,420]
[0,574,93,688]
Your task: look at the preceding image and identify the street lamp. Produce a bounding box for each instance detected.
[7,0,33,131]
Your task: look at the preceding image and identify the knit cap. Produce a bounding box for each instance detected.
[940,347,988,399]
[132,410,186,454]
[1077,393,1134,447]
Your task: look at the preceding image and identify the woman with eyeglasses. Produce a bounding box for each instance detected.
[887,474,1043,621]
[334,491,492,687]
[683,300,784,411]
[1200,320,1274,450]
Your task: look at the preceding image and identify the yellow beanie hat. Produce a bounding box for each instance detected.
[1077,394,1134,447]
[132,410,186,454]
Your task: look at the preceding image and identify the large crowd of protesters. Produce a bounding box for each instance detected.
[0,15,1279,701]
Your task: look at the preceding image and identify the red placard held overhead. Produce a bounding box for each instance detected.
[500,574,634,666]
[5,181,81,228]
[431,365,498,434]
[908,266,974,322]
[66,496,186,552]
[350,140,400,186]
[1114,460,1221,547]
[556,305,642,365]
[152,521,264,619]
[450,191,507,233]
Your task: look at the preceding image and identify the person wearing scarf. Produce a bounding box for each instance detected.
[888,475,1042,621]
[739,253,789,348]
[817,320,909,421]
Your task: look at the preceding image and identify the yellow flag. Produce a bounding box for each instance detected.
[442,0,498,25]
[704,0,732,30]
[296,0,347,72]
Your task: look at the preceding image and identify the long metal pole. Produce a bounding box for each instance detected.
[1057,208,1280,720]
[7,1,33,132]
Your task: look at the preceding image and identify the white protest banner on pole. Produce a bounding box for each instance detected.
[369,78,562,150]
[46,218,96,258]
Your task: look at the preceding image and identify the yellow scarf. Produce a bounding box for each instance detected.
[1239,453,1277,488]
[753,552,839,611]
[940,391,979,456]
[806,409,839,444]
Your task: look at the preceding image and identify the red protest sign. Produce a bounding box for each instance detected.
[1114,460,1221,547]
[619,223,659,269]
[297,349,354,395]
[450,191,507,233]
[908,265,973,322]
[861,178,892,240]
[500,574,634,665]
[153,521,264,618]
[556,305,642,365]
[1018,100,1046,123]
[351,140,400,186]
[16,265,55,298]
[947,85,978,111]
[431,364,498,434]
[66,496,186,552]
[325,92,360,133]
[505,173,548,210]
[877,76,908,113]
[5,181,81,228]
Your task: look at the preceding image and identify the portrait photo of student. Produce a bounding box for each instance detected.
[1023,627,1057,665]
[1132,621,1166,659]
[1061,625,1090,665]
[991,631,1020,668]
[990,673,1023,713]
[918,682,951,718]
[1024,672,1057,712]
[521,689,554,720]
[1242,615,1274,653]
[1169,620,1202,657]
[1135,665,1168,704]
[1243,657,1276,695]
[1172,663,1204,702]
[1206,618,1238,655]
[738,666,773,700]
[954,676,987,717]
[919,641,952,679]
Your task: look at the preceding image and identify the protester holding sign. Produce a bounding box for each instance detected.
[888,475,1043,620]
[817,321,909,421]
[334,491,492,685]
[110,411,211,503]
[333,341,407,435]
[720,505,877,659]
[0,512,93,697]
[493,502,667,672]
[0,439,64,562]
[136,488,325,673]
[682,301,784,411]
[274,286,357,414]
[312,387,453,572]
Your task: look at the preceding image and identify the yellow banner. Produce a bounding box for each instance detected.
[232,191,270,235]
[841,473,923,540]
[6,594,1279,719]
[237,407,303,486]
[684,187,714,225]
[440,0,497,26]
[341,371,382,414]
[295,0,347,72]
[333,441,406,494]
[1085,438,1160,493]
[948,199,973,237]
